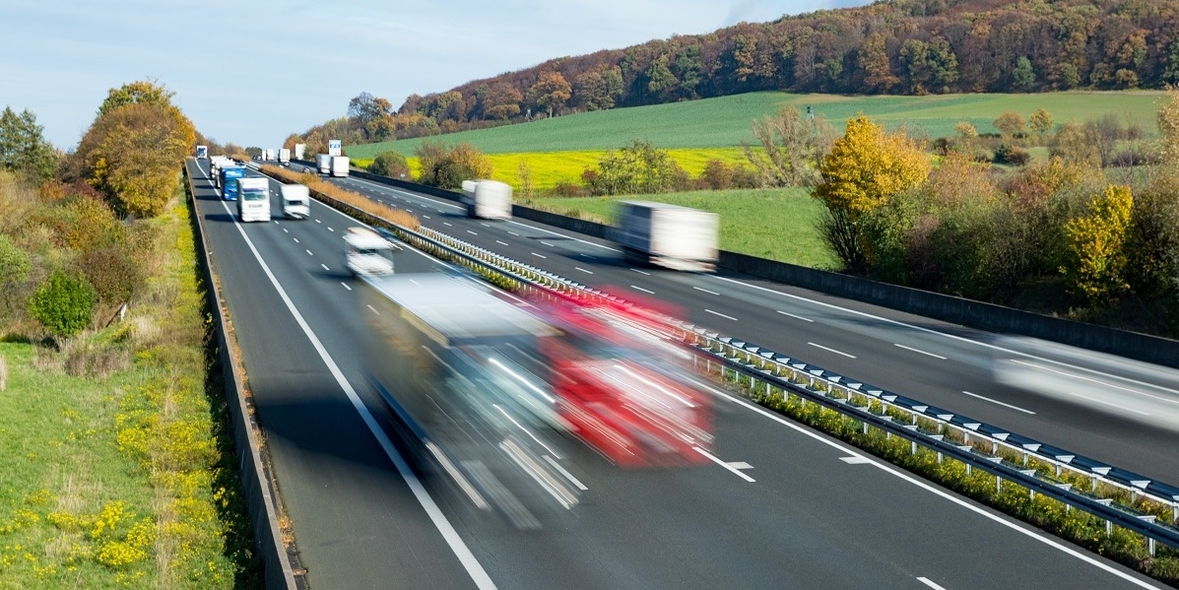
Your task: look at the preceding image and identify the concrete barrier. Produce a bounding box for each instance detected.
[184,164,299,589]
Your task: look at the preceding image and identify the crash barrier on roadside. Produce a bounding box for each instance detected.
[184,162,300,590]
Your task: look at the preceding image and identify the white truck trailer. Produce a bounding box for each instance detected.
[330,155,350,178]
[316,154,331,174]
[236,177,271,222]
[280,184,310,219]
[615,201,719,272]
[278,148,291,166]
[461,179,512,220]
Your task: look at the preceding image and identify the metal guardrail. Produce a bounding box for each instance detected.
[258,166,1179,556]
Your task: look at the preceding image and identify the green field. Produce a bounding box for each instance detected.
[523,187,838,269]
[346,90,1166,159]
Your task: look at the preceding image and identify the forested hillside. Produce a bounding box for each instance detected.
[289,0,1179,150]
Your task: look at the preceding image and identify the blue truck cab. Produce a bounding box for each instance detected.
[220,166,246,201]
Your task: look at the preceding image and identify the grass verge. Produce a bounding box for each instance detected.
[0,181,260,589]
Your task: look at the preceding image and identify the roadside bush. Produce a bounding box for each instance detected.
[730,164,760,189]
[416,141,492,188]
[585,140,683,196]
[367,150,410,179]
[701,159,734,190]
[80,245,142,303]
[549,181,589,198]
[29,270,97,338]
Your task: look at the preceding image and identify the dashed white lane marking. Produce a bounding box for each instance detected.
[530,252,547,259]
[808,342,856,359]
[575,267,594,274]
[367,304,379,315]
[340,282,352,291]
[705,309,737,321]
[895,343,947,360]
[320,264,330,271]
[694,447,755,482]
[840,456,872,464]
[962,391,1036,415]
[917,577,948,590]
[693,286,720,295]
[293,237,300,243]
[496,240,509,246]
[306,250,313,256]
[777,310,814,322]
[631,269,650,275]
[631,285,655,294]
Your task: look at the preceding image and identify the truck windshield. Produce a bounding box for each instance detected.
[242,189,267,201]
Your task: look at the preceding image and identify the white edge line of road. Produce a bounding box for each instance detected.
[215,195,498,590]
[709,275,1179,397]
[726,392,1163,589]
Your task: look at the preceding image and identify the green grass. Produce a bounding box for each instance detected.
[0,190,252,589]
[346,90,1167,159]
[523,187,838,269]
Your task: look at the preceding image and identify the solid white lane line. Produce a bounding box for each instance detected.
[705,309,738,321]
[575,267,594,275]
[530,252,547,259]
[631,285,655,295]
[917,577,948,590]
[777,310,814,322]
[962,391,1036,415]
[808,342,856,359]
[694,447,755,482]
[340,282,351,291]
[213,198,496,590]
[895,343,947,360]
[496,240,509,246]
[693,286,720,295]
[631,269,650,275]
[320,264,330,271]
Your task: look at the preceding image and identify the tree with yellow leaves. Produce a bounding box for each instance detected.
[1061,185,1133,305]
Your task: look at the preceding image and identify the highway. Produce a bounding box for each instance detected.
[189,159,1167,589]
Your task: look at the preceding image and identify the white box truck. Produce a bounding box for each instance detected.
[615,201,719,272]
[236,177,271,222]
[344,227,394,276]
[462,180,512,219]
[278,148,291,166]
[330,155,350,178]
[316,154,331,174]
[280,184,310,219]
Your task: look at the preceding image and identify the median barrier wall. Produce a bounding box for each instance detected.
[308,162,1179,369]
[184,164,299,589]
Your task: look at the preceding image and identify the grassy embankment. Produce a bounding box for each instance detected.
[0,182,257,588]
[345,90,1164,268]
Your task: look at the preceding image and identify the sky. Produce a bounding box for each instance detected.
[1,0,868,151]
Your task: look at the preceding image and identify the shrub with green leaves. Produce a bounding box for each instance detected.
[0,234,30,286]
[29,270,97,337]
[367,150,410,178]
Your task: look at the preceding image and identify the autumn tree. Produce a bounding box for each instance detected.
[528,71,572,118]
[572,66,623,111]
[1029,108,1054,139]
[97,79,175,117]
[0,107,56,180]
[814,115,930,271]
[992,112,1026,139]
[742,105,835,187]
[415,142,492,188]
[1060,185,1134,305]
[482,83,523,120]
[857,33,899,93]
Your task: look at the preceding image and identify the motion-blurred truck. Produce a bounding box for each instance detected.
[330,155,350,178]
[280,184,310,219]
[344,227,394,276]
[615,201,719,272]
[461,180,512,220]
[196,145,208,159]
[358,272,578,528]
[278,148,291,166]
[236,177,271,222]
[316,154,331,175]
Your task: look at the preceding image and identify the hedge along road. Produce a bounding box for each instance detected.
[219,160,1165,589]
[298,163,1179,494]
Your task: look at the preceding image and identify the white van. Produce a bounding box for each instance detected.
[280,184,310,219]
